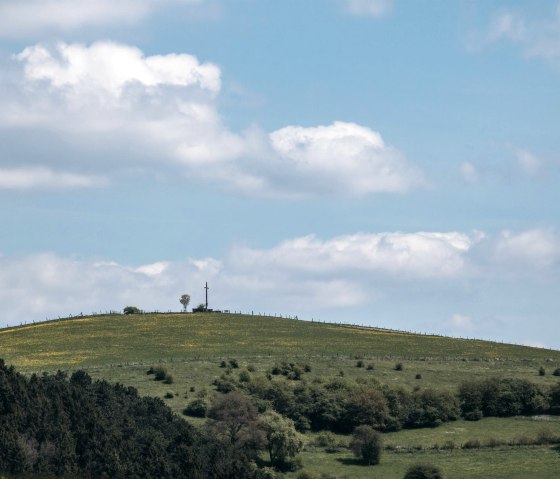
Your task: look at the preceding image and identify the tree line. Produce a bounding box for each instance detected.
[195,361,560,435]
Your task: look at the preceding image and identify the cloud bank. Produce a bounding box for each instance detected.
[2,228,558,344]
[0,41,425,197]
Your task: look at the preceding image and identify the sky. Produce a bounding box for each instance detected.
[0,0,559,349]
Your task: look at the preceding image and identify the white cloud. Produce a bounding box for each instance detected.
[473,4,560,65]
[0,41,425,198]
[0,0,207,38]
[0,167,108,190]
[343,0,394,18]
[269,122,424,196]
[16,42,221,97]
[494,229,560,269]
[231,231,477,279]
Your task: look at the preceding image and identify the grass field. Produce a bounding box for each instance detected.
[288,445,560,479]
[1,313,559,371]
[1,312,559,478]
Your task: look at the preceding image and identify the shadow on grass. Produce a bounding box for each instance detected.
[336,457,369,466]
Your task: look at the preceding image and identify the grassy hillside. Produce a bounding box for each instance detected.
[0,312,559,372]
[1,312,560,479]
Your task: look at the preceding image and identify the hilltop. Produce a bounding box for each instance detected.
[0,312,558,372]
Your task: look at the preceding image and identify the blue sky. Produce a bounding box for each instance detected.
[1,0,559,348]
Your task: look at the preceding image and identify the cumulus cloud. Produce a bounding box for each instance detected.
[0,0,207,38]
[0,167,108,190]
[0,41,424,198]
[343,0,394,18]
[17,42,221,96]
[269,122,424,196]
[230,231,477,279]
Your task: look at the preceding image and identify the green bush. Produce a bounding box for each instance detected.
[539,366,546,376]
[123,306,141,315]
[552,368,560,377]
[403,463,445,479]
[239,370,251,383]
[153,366,168,381]
[313,431,340,452]
[395,363,404,371]
[349,425,382,465]
[183,398,208,417]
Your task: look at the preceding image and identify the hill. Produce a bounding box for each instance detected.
[0,312,558,371]
[1,313,560,479]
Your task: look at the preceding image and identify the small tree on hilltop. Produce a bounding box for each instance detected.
[349,425,382,465]
[180,294,191,313]
[123,306,141,315]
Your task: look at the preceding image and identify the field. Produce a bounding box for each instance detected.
[1,312,560,478]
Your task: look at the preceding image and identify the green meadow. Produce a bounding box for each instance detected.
[1,312,560,478]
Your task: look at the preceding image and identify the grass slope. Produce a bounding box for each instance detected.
[0,313,559,371]
[1,313,560,479]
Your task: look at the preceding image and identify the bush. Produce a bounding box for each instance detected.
[239,370,251,383]
[270,362,307,380]
[539,366,546,376]
[123,306,141,315]
[356,360,365,368]
[395,363,404,371]
[349,425,382,465]
[552,368,560,377]
[229,359,239,369]
[163,374,174,384]
[313,432,340,452]
[183,398,208,417]
[164,392,174,399]
[403,463,445,479]
[366,364,374,370]
[153,366,168,381]
[219,360,227,368]
[415,373,422,380]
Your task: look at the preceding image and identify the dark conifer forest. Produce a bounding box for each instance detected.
[0,360,261,479]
